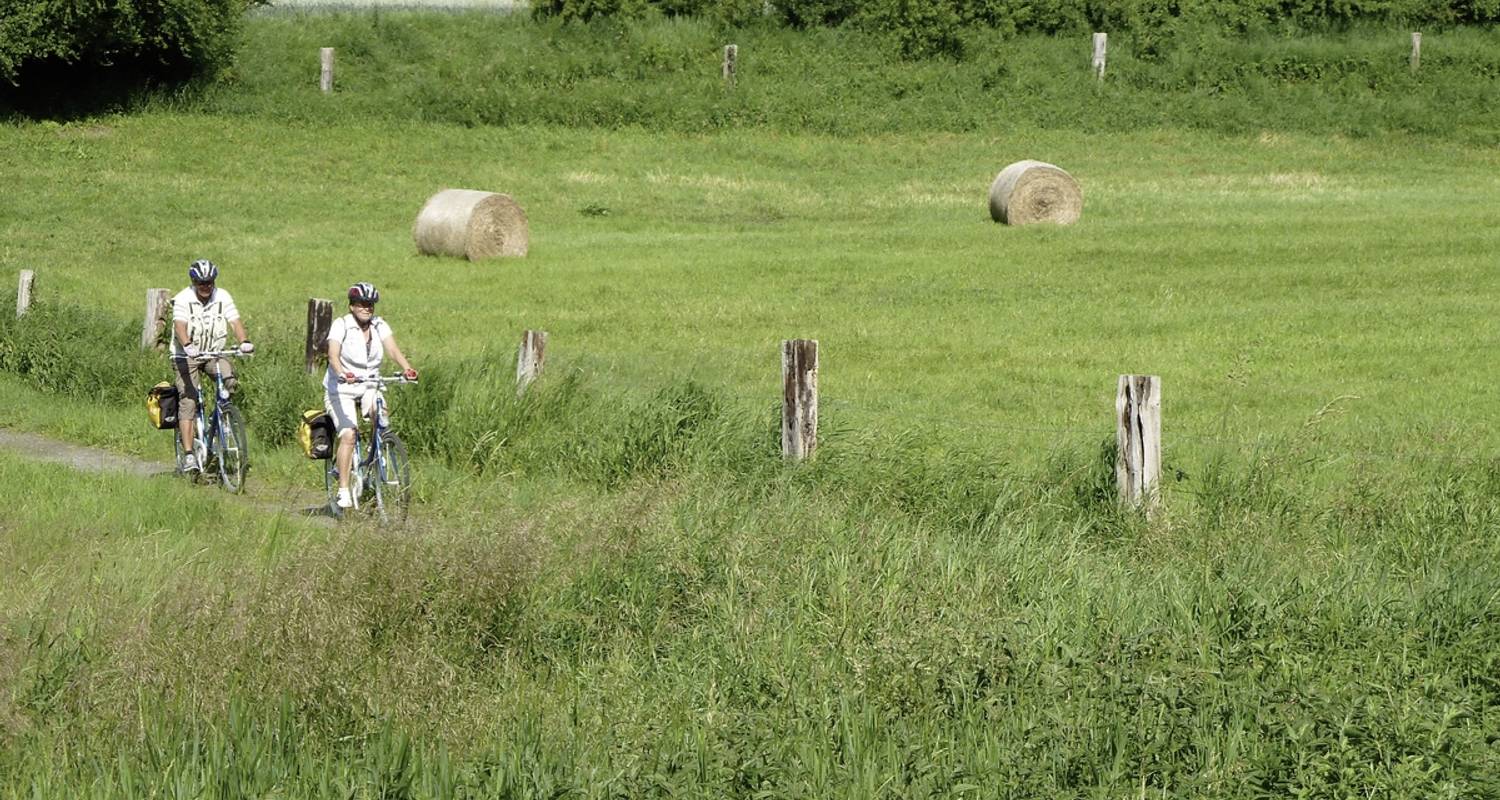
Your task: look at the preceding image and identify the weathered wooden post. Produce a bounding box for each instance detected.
[305,298,333,373]
[142,288,170,350]
[1116,374,1162,514]
[1410,32,1422,72]
[781,339,818,461]
[320,47,335,93]
[1092,33,1108,80]
[516,329,547,395]
[16,270,34,318]
[723,44,738,87]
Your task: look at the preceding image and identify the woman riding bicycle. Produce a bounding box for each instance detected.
[325,282,418,510]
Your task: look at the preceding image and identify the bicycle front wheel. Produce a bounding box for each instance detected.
[373,433,412,526]
[215,405,249,494]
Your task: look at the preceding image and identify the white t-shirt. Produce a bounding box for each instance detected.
[171,287,240,355]
[325,314,394,396]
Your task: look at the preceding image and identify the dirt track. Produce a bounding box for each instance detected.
[0,428,172,478]
[0,427,336,526]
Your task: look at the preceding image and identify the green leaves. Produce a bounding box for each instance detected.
[0,0,252,101]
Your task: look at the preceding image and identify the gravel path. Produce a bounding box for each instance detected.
[0,427,336,526]
[0,428,172,478]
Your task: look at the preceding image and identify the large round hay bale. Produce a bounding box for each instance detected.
[988,161,1082,225]
[412,189,529,260]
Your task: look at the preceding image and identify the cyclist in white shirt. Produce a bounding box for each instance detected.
[325,282,418,509]
[171,259,254,473]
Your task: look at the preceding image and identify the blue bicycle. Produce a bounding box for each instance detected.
[325,374,413,524]
[171,350,250,494]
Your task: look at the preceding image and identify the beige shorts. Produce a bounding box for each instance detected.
[173,357,235,419]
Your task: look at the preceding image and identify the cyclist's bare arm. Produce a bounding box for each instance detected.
[173,320,192,349]
[230,318,249,346]
[381,335,415,374]
[328,339,348,377]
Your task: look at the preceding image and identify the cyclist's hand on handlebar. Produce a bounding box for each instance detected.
[183,343,201,360]
[239,341,255,355]
[403,368,418,382]
[343,371,358,384]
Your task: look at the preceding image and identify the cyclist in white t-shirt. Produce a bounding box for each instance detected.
[171,259,254,473]
[325,282,418,509]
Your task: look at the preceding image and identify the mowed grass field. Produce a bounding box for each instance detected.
[4,108,1500,797]
[3,115,1499,476]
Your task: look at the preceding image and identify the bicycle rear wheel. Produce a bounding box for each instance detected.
[215,405,249,494]
[373,433,412,526]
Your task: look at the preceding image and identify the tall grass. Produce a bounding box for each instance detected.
[148,15,1500,142]
[0,303,310,446]
[3,441,1499,796]
[4,17,1500,792]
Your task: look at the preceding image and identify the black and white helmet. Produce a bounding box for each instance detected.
[348,282,379,305]
[188,259,218,284]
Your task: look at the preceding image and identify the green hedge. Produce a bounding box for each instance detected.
[0,0,264,110]
[536,0,1500,42]
[195,14,1500,143]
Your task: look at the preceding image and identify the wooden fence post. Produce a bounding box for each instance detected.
[723,44,738,86]
[1116,374,1161,514]
[516,329,547,395]
[1410,32,1422,72]
[305,298,333,373]
[1092,33,1108,80]
[781,339,818,461]
[142,288,170,350]
[320,47,335,93]
[16,270,34,318]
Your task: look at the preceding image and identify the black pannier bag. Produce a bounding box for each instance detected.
[147,383,179,429]
[299,409,335,460]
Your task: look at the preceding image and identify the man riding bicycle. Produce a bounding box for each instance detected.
[325,282,418,510]
[172,259,254,473]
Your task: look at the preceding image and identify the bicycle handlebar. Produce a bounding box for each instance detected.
[171,350,251,363]
[345,374,418,387]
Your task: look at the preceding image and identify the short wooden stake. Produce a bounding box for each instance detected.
[1116,374,1162,514]
[1410,32,1422,72]
[1091,33,1108,80]
[305,297,333,373]
[516,329,547,395]
[320,47,335,93]
[723,44,738,86]
[16,270,35,318]
[781,339,818,461]
[142,288,170,350]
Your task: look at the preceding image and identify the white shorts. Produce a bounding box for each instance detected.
[325,387,379,433]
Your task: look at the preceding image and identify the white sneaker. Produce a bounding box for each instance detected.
[336,487,353,509]
[182,454,200,473]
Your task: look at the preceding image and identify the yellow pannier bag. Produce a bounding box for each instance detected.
[299,409,334,460]
[147,382,179,430]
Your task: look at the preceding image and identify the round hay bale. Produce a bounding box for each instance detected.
[988,161,1082,225]
[413,189,529,260]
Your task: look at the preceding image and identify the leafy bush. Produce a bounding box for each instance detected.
[0,0,264,113]
[205,14,1500,141]
[534,0,1500,41]
[858,0,966,59]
